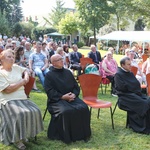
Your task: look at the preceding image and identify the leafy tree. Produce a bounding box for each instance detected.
[0,0,23,26]
[43,0,67,29]
[13,22,22,37]
[108,0,133,31]
[31,27,57,40]
[9,4,23,26]
[0,12,10,35]
[134,18,145,31]
[131,0,150,29]
[58,13,78,36]
[20,22,34,38]
[74,0,111,45]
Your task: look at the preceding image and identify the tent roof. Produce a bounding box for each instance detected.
[98,31,150,42]
[46,32,64,36]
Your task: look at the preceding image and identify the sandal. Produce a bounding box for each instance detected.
[14,141,26,150]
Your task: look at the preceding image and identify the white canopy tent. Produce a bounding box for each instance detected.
[98,31,150,42]
[98,31,150,53]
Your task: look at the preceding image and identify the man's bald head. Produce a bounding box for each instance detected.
[51,54,64,69]
[51,54,61,63]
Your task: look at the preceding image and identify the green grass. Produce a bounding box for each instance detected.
[1,47,150,150]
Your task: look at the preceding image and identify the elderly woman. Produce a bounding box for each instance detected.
[102,51,118,96]
[0,49,43,149]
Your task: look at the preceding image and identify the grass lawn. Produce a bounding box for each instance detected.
[1,47,150,150]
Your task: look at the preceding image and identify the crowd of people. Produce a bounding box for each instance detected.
[1,33,150,149]
[0,35,95,149]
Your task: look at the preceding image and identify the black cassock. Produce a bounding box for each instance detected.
[114,67,150,134]
[44,66,91,143]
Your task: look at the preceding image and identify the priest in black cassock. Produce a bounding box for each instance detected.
[114,56,150,134]
[44,54,91,144]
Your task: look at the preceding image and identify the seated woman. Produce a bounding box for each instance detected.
[101,51,118,96]
[114,56,150,134]
[56,47,68,68]
[129,50,146,85]
[44,54,91,144]
[15,46,40,93]
[0,49,43,149]
[15,46,27,67]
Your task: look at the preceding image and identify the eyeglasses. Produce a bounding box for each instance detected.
[54,57,63,62]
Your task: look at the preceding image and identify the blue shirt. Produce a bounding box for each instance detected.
[29,52,47,69]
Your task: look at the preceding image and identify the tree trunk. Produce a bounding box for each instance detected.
[116,14,120,31]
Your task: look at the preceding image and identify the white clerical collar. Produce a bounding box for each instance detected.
[121,67,129,72]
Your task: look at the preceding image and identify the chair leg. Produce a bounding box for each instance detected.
[112,100,118,116]
[110,107,114,129]
[105,85,107,94]
[97,108,100,119]
[100,83,103,94]
[43,107,48,121]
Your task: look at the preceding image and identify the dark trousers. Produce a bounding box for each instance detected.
[106,75,116,94]
[70,64,82,76]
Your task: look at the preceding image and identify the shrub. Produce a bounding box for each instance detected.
[77,41,84,48]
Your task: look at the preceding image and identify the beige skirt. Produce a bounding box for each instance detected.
[0,99,44,145]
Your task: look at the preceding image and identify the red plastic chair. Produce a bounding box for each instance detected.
[78,74,114,129]
[131,66,138,76]
[101,78,110,94]
[146,73,150,96]
[131,66,147,92]
[24,76,35,98]
[80,57,94,73]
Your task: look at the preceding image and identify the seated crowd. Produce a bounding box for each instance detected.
[1,34,150,149]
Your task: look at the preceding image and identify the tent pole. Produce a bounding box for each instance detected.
[116,40,119,54]
[142,42,145,54]
[107,40,108,50]
[129,41,132,48]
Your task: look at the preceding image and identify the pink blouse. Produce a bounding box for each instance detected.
[103,58,118,76]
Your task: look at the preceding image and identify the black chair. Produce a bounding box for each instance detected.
[113,99,129,128]
[43,106,48,121]
[43,98,49,121]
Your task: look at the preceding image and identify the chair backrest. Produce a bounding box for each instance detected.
[78,74,102,97]
[146,73,150,96]
[80,57,94,72]
[24,76,35,96]
[142,54,148,62]
[131,66,138,76]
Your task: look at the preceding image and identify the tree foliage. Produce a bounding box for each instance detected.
[131,0,150,28]
[58,13,78,35]
[12,22,22,37]
[108,0,133,30]
[0,12,10,35]
[0,0,23,27]
[20,22,34,37]
[74,0,111,45]
[43,0,67,29]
